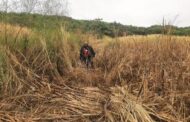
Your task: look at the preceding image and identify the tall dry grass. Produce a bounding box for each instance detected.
[0,23,189,122]
[95,35,190,122]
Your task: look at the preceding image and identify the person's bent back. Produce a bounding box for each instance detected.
[80,43,95,68]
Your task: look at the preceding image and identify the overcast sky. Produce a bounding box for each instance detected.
[69,0,190,27]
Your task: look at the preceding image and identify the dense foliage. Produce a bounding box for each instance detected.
[1,12,190,38]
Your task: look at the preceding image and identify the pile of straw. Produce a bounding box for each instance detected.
[0,85,155,122]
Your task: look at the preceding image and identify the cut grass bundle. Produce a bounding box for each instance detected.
[0,85,156,122]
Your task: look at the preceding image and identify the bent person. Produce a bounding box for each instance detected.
[80,42,95,68]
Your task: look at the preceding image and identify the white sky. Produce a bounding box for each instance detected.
[69,0,190,27]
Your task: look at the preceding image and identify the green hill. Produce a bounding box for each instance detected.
[1,12,190,37]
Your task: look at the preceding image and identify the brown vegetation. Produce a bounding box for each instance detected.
[0,24,189,121]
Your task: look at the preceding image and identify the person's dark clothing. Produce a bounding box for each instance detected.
[80,44,95,59]
[80,44,95,68]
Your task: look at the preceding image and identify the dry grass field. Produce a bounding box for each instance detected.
[0,23,189,122]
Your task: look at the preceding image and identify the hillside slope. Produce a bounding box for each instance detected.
[1,12,190,37]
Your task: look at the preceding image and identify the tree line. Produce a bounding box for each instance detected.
[0,13,190,38]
